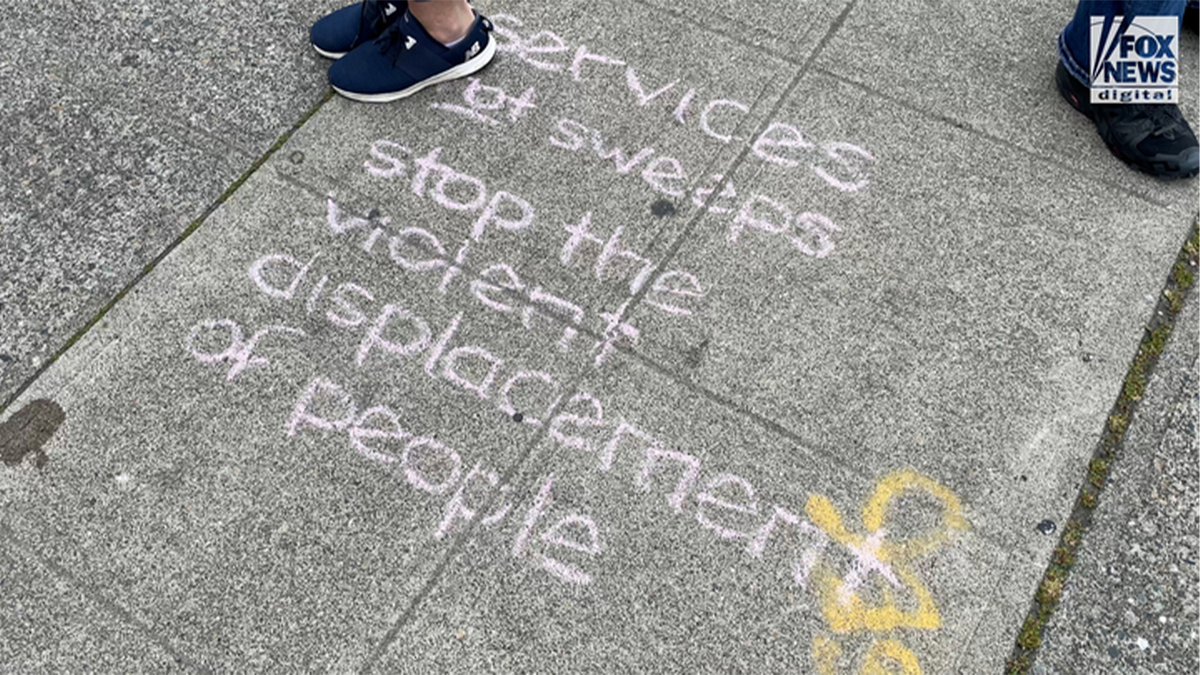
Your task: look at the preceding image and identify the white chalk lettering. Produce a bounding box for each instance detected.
[635,445,701,513]
[695,473,760,540]
[700,99,749,144]
[355,304,433,366]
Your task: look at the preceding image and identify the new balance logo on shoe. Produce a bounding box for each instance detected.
[466,41,481,58]
[383,3,397,16]
[405,35,417,50]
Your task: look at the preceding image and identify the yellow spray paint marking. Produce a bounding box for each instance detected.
[812,634,842,675]
[806,470,969,675]
[860,640,922,675]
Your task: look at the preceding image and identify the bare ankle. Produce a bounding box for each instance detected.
[409,0,475,46]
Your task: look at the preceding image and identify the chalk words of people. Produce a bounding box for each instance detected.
[365,137,843,263]
[480,12,877,194]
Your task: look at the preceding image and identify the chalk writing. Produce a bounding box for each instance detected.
[431,77,537,128]
[488,12,877,192]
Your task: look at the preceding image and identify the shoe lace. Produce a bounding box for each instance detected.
[376,22,410,65]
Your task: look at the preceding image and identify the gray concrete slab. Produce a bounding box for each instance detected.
[1,0,1197,672]
[0,536,183,673]
[1036,289,1199,675]
[0,74,252,405]
[631,0,852,63]
[0,0,337,405]
[1,165,602,670]
[373,350,1015,674]
[627,69,1193,561]
[814,0,1200,210]
[8,0,336,152]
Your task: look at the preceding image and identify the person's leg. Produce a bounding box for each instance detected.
[408,0,475,46]
[1059,1,1188,86]
[1056,0,1198,179]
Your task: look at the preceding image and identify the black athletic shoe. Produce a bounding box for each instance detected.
[1055,62,1199,180]
[311,1,407,59]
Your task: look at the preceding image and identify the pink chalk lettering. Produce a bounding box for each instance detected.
[437,240,471,293]
[700,99,749,144]
[745,505,829,590]
[640,155,686,197]
[673,88,697,124]
[593,301,640,367]
[791,212,841,259]
[548,393,605,452]
[249,252,317,300]
[813,141,875,192]
[287,377,357,437]
[326,283,375,328]
[355,304,433,366]
[401,437,463,495]
[690,174,738,214]
[440,345,504,399]
[595,225,656,294]
[538,514,602,585]
[424,313,462,378]
[470,190,535,242]
[569,45,625,82]
[522,288,583,351]
[389,227,447,272]
[436,461,501,538]
[470,263,525,313]
[695,473,760,540]
[497,371,562,426]
[364,140,411,179]
[838,528,901,605]
[599,419,659,473]
[548,119,588,151]
[645,271,705,317]
[750,122,815,168]
[186,319,304,381]
[519,30,570,71]
[635,445,701,513]
[512,474,555,557]
[591,132,655,174]
[305,275,329,314]
[349,405,410,464]
[625,67,678,106]
[729,194,791,244]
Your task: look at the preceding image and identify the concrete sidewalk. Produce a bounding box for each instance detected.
[2,0,1198,672]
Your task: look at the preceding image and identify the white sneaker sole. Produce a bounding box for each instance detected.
[331,37,497,104]
[313,44,347,60]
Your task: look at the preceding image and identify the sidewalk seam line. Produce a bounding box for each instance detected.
[1005,217,1199,674]
[0,89,335,419]
[0,520,212,673]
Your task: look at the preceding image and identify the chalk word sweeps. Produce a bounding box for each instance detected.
[364,138,842,261]
[358,141,710,311]
[487,12,877,193]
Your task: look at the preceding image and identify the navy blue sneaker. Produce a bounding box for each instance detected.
[1056,62,1199,180]
[329,10,495,103]
[311,1,407,59]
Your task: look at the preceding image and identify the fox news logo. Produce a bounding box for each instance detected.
[1090,15,1178,103]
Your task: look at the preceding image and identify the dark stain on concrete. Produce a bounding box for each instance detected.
[650,200,676,217]
[512,412,524,423]
[0,399,65,469]
[683,338,710,369]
